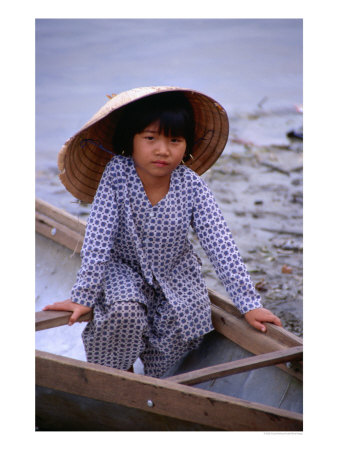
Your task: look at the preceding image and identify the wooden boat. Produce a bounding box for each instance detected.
[35,198,303,431]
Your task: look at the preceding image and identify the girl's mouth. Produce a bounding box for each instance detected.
[152,161,169,167]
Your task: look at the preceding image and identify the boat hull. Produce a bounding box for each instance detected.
[35,198,303,431]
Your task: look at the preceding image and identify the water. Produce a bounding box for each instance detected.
[35,19,303,361]
[36,18,302,177]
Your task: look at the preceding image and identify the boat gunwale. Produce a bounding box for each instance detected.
[36,348,303,431]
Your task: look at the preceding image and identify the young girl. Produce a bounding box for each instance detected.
[44,87,282,378]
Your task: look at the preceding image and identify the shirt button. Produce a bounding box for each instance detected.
[149,211,155,217]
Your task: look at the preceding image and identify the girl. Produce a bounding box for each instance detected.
[44,87,282,378]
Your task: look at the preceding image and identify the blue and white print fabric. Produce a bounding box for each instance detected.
[81,285,203,377]
[71,155,262,342]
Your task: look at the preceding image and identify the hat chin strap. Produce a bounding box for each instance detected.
[80,139,114,156]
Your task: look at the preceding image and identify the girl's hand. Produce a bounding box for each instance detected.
[244,307,282,333]
[43,299,92,326]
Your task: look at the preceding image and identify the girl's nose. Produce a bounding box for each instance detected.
[155,138,170,155]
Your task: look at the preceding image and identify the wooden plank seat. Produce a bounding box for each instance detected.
[166,346,303,385]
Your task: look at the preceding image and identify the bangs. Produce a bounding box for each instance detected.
[113,91,195,155]
[138,109,192,139]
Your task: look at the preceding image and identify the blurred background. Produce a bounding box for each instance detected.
[36,18,302,187]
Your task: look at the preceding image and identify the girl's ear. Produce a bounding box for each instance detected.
[182,149,193,163]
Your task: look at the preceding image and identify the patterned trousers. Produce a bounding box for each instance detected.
[82,300,203,378]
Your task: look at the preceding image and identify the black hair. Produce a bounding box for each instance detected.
[112,91,195,159]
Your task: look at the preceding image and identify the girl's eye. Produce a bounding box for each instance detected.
[171,137,183,143]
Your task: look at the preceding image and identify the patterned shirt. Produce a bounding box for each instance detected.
[71,155,262,341]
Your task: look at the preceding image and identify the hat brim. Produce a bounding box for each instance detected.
[58,86,229,203]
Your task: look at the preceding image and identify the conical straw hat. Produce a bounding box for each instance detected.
[58,86,229,203]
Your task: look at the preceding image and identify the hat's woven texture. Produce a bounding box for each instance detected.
[58,86,229,203]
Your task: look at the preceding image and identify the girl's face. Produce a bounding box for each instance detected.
[132,120,187,184]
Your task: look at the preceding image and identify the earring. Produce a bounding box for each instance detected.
[121,149,125,155]
[189,153,194,160]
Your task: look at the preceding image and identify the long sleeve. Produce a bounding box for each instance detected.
[71,162,118,308]
[191,176,262,314]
